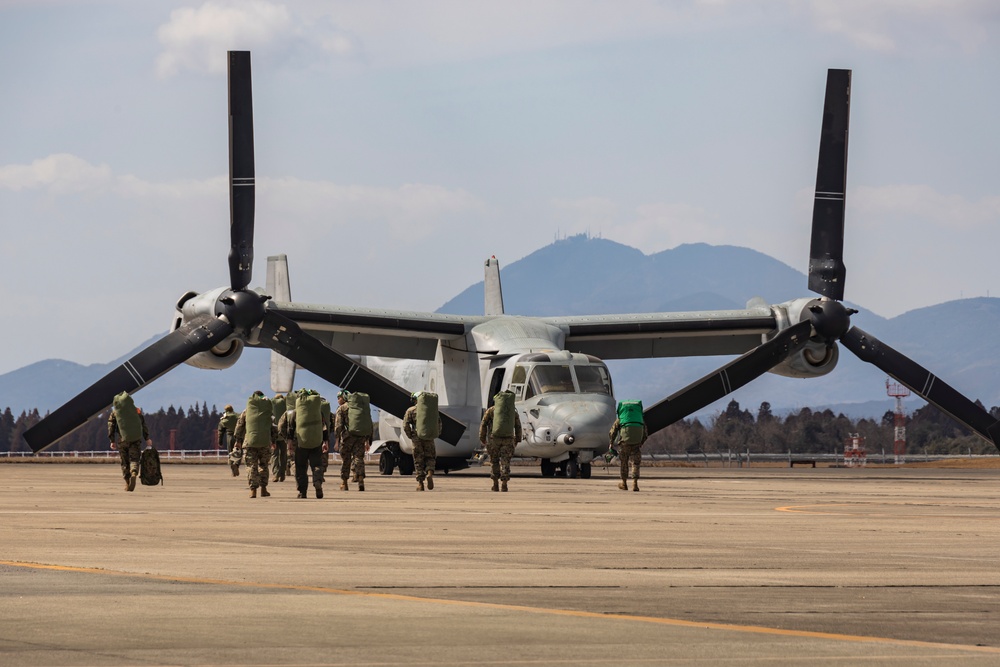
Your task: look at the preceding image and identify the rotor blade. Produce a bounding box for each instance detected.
[841,327,1000,449]
[808,68,851,301]
[258,310,467,445]
[644,320,814,434]
[23,316,235,453]
[228,50,255,291]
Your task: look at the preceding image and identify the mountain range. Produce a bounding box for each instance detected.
[5,234,1000,420]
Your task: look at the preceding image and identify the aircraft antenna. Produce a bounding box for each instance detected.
[886,378,910,464]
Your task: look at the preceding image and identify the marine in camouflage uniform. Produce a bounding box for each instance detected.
[234,392,283,498]
[279,397,328,499]
[609,418,648,492]
[108,399,149,493]
[334,392,369,492]
[403,401,442,491]
[218,405,240,476]
[270,394,288,482]
[478,406,522,492]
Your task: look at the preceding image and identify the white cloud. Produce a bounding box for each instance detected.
[806,0,1000,53]
[154,1,370,77]
[0,154,113,194]
[852,184,1000,230]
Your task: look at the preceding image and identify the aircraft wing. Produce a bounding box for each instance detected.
[265,302,485,360]
[544,304,778,360]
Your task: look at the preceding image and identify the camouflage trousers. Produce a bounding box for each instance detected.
[487,438,516,482]
[619,444,642,480]
[412,439,436,483]
[339,436,367,481]
[117,441,142,480]
[244,446,271,490]
[271,442,288,480]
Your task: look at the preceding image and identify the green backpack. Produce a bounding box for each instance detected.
[492,390,516,438]
[415,392,440,440]
[112,392,143,443]
[347,392,373,438]
[295,392,325,448]
[617,400,645,446]
[245,393,273,448]
[272,394,286,423]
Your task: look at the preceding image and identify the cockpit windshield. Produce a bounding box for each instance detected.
[575,364,612,395]
[526,365,575,398]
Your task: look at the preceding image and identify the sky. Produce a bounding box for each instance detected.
[1,0,998,378]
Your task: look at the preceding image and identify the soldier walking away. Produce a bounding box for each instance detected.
[218,404,240,476]
[478,390,522,492]
[334,390,372,492]
[270,393,288,482]
[108,391,150,492]
[609,400,648,492]
[280,389,327,498]
[403,392,442,491]
[234,391,282,498]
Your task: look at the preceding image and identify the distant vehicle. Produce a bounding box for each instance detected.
[25,54,1000,470]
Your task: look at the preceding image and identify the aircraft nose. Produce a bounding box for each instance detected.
[548,399,616,446]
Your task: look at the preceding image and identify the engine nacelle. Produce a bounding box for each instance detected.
[171,288,245,370]
[767,298,840,379]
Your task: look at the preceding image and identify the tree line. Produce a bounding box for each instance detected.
[1,404,224,453]
[2,399,999,456]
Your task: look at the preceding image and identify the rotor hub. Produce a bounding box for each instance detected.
[216,289,266,332]
[807,298,854,343]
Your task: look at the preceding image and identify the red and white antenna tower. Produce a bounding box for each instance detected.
[886,378,910,464]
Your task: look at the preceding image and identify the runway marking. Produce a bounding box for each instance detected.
[3,559,1000,655]
[775,502,1000,517]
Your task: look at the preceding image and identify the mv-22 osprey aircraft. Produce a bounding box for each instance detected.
[25,52,1000,472]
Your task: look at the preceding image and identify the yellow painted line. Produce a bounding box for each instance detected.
[3,559,999,655]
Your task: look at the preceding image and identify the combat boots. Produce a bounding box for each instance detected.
[260,486,270,497]
[618,480,628,491]
[426,474,434,490]
[340,480,349,491]
[358,479,365,492]
[315,484,324,499]
[491,479,499,492]
[501,480,508,492]
[127,472,137,492]
[632,481,640,492]
[416,480,424,491]
[250,487,257,498]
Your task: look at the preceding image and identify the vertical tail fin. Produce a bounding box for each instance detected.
[266,254,296,393]
[484,256,504,316]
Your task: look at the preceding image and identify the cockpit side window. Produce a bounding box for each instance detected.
[575,365,611,395]
[527,365,575,396]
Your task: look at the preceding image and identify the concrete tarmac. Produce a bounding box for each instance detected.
[2,462,1000,666]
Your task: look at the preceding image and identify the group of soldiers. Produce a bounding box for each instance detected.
[109,386,648,496]
[218,389,372,499]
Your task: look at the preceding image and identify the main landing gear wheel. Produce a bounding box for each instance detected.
[378,450,396,475]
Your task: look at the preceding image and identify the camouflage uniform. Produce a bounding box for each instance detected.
[334,401,369,490]
[108,409,148,491]
[218,406,240,476]
[403,404,442,489]
[279,408,327,498]
[235,411,283,495]
[478,406,522,491]
[270,394,288,482]
[609,418,648,491]
[217,407,238,453]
